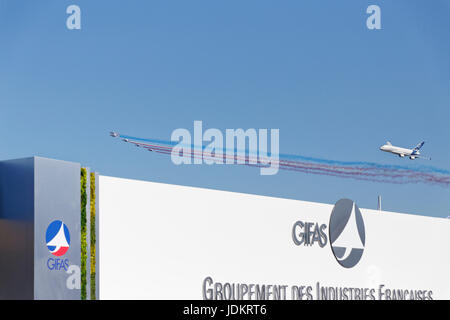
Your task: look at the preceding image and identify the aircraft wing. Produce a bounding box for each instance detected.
[413,155,431,160]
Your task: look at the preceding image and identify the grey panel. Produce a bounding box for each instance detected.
[33,157,81,300]
[0,158,34,299]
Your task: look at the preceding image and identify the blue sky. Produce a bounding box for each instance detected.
[0,0,449,217]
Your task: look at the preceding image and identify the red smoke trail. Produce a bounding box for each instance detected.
[122,139,450,187]
[150,148,423,185]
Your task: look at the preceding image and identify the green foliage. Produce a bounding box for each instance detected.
[90,172,96,300]
[80,168,87,300]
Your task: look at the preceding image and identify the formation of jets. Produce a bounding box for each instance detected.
[110,131,153,151]
[110,131,128,142]
[380,141,430,160]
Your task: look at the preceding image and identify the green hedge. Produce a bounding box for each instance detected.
[80,168,87,300]
[90,172,96,300]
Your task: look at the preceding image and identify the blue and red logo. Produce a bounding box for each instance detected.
[46,220,71,256]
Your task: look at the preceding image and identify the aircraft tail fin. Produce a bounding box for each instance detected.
[412,141,425,154]
[386,141,392,146]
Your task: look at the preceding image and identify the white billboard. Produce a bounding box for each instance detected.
[99,176,450,300]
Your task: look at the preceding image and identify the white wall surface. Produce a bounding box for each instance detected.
[99,175,450,300]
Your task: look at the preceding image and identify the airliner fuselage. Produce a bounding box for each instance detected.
[379,141,428,160]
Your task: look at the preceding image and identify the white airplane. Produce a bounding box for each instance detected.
[109,131,119,137]
[380,141,430,160]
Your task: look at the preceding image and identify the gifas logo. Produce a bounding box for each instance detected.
[329,199,366,268]
[46,220,71,256]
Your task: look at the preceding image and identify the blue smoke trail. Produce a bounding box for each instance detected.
[118,134,450,176]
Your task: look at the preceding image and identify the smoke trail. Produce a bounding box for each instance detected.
[114,134,450,188]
